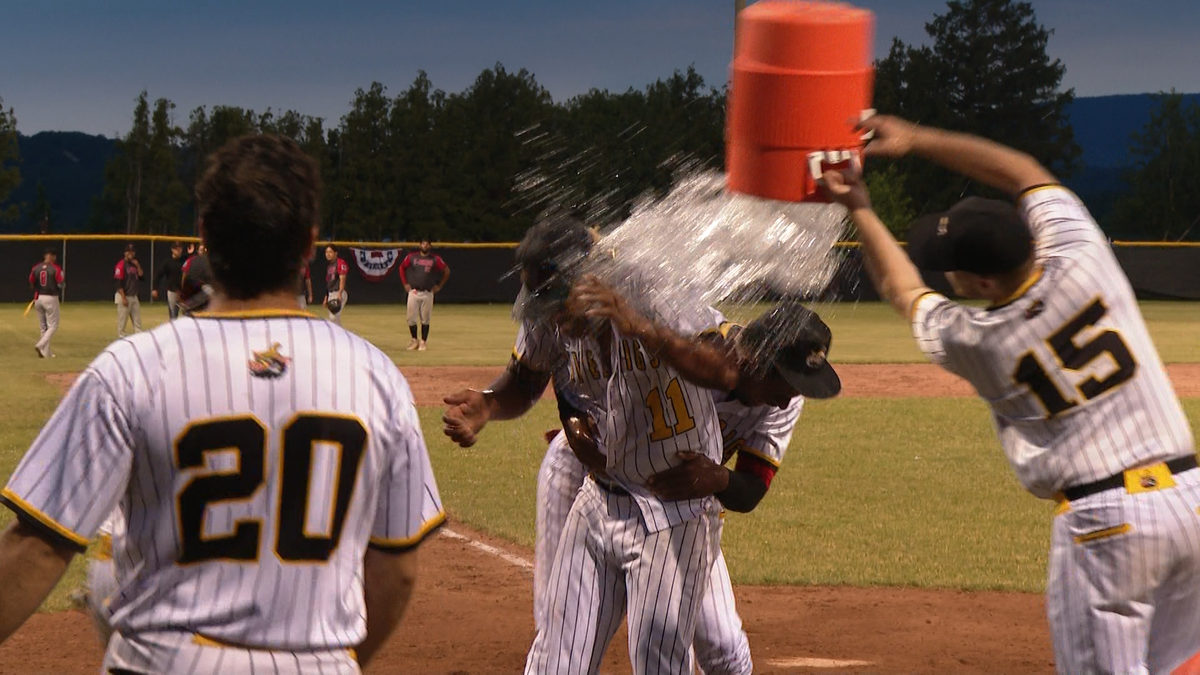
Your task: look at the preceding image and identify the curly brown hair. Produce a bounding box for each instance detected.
[196,134,321,299]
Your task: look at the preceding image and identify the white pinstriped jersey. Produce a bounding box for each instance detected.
[515,310,723,532]
[715,393,803,467]
[2,311,445,650]
[912,186,1193,498]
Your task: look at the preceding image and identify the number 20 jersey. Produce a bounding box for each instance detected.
[0,311,445,650]
[911,186,1192,499]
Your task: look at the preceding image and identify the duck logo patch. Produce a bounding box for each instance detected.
[249,342,290,379]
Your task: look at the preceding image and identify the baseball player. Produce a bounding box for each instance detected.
[152,240,187,319]
[29,247,64,358]
[445,217,725,675]
[400,239,451,351]
[298,262,313,309]
[178,244,214,316]
[536,294,839,675]
[324,244,349,324]
[114,243,144,337]
[820,114,1200,675]
[0,134,445,675]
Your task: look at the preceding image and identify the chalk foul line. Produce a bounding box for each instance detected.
[439,528,534,572]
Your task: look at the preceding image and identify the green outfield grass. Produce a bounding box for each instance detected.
[1,300,1199,610]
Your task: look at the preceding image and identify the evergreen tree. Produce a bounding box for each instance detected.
[872,0,1079,216]
[0,96,21,223]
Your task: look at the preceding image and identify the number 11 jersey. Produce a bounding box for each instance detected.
[0,310,445,650]
[911,186,1192,499]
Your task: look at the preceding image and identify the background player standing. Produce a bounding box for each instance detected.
[113,243,143,337]
[29,247,64,358]
[324,243,349,324]
[178,243,214,315]
[298,260,313,309]
[151,240,186,319]
[399,239,450,351]
[0,134,445,674]
[821,114,1200,675]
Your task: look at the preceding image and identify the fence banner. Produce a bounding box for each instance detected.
[350,247,402,283]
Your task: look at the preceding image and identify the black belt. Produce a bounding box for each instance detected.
[1063,455,1198,502]
[591,474,630,497]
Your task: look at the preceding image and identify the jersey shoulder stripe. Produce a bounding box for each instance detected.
[0,488,90,550]
[368,511,447,551]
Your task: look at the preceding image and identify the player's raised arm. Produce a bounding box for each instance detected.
[861,115,1056,197]
[821,170,931,320]
[572,275,740,391]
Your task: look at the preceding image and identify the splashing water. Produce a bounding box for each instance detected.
[585,170,850,328]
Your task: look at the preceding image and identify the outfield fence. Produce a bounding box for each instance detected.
[0,235,1197,304]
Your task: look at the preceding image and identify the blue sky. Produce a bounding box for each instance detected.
[4,0,1199,136]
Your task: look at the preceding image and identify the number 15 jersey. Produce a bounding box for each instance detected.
[0,311,445,650]
[911,186,1192,499]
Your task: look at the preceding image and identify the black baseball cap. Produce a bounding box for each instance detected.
[43,247,56,255]
[739,302,841,399]
[906,197,1033,275]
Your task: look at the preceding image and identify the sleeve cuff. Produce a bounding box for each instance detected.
[908,289,941,323]
[0,489,89,553]
[368,511,447,553]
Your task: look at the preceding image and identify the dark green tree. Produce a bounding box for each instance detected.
[438,64,557,241]
[90,91,151,233]
[1110,92,1200,241]
[335,82,395,241]
[0,97,21,223]
[140,98,188,234]
[32,182,50,231]
[872,0,1079,216]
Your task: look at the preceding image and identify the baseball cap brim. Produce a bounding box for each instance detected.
[905,212,955,272]
[775,359,842,400]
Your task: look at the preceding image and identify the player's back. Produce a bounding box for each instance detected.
[90,311,442,649]
[913,186,1192,498]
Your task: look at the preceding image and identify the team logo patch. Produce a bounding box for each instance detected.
[249,342,290,379]
[1024,299,1045,320]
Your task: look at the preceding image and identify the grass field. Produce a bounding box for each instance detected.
[3,300,1200,611]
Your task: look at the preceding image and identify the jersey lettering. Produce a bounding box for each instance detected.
[1013,298,1137,417]
[175,413,369,565]
[645,378,697,442]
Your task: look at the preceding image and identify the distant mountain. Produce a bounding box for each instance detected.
[1059,92,1200,224]
[1066,93,1200,169]
[2,132,116,234]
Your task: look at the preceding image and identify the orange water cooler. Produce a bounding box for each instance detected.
[726,1,876,203]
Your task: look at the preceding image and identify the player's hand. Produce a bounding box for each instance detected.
[646,451,729,501]
[307,294,313,304]
[442,389,491,448]
[818,168,872,212]
[859,114,919,159]
[121,296,128,306]
[404,285,413,294]
[151,290,159,300]
[562,415,607,475]
[573,275,650,337]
